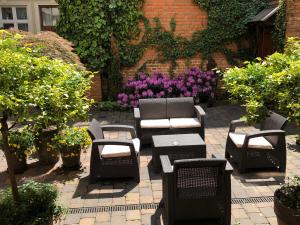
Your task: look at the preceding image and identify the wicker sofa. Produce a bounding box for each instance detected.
[134,97,206,145]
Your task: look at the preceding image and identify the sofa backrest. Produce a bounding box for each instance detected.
[139,98,167,119]
[167,97,195,118]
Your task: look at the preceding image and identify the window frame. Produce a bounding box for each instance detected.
[0,6,29,31]
[39,5,59,31]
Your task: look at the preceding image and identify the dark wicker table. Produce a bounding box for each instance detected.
[152,133,206,173]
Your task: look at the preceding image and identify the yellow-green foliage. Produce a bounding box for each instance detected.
[224,38,300,139]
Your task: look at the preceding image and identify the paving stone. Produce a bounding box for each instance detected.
[78,218,95,225]
[232,208,248,219]
[248,212,268,224]
[95,212,110,222]
[236,218,255,225]
[125,220,142,225]
[110,215,126,225]
[126,210,141,221]
[267,217,278,225]
[259,206,276,218]
[243,204,260,213]
[63,214,81,224]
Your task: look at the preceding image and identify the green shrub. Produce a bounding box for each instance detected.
[0,181,65,225]
[52,126,91,153]
[97,101,127,111]
[275,176,300,209]
[223,38,300,139]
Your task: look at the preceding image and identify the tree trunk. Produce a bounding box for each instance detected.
[0,113,19,202]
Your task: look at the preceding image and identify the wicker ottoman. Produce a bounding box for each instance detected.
[152,133,206,173]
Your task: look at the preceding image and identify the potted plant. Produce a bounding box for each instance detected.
[0,180,65,225]
[274,176,300,225]
[0,129,34,174]
[53,126,90,170]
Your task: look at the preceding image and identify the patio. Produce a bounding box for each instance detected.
[0,103,299,225]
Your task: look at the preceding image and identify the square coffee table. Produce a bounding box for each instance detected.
[152,133,206,173]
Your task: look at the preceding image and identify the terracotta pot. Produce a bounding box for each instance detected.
[10,151,27,174]
[274,191,300,225]
[36,127,60,166]
[60,146,81,170]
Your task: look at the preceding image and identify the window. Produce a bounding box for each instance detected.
[39,6,59,31]
[0,6,29,31]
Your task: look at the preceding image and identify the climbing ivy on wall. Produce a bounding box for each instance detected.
[56,0,267,98]
[56,0,143,99]
[120,0,267,72]
[273,0,289,53]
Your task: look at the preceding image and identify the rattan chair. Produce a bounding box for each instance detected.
[225,112,287,173]
[160,155,233,225]
[87,119,140,183]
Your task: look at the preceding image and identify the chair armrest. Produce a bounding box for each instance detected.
[212,154,233,172]
[93,139,134,146]
[160,155,173,174]
[134,108,141,120]
[243,130,286,147]
[195,105,206,117]
[100,125,137,138]
[229,119,247,132]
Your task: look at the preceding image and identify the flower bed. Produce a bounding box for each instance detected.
[118,68,217,107]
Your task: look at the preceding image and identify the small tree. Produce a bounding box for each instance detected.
[0,30,92,202]
[223,37,300,141]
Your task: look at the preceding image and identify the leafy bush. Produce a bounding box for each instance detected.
[223,38,300,139]
[97,101,127,111]
[52,127,91,154]
[3,29,84,69]
[0,181,65,225]
[275,176,300,209]
[117,68,217,107]
[0,129,34,159]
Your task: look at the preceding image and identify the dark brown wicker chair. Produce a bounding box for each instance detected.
[87,119,140,183]
[225,112,288,173]
[160,155,233,225]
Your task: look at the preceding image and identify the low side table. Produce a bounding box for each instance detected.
[152,133,206,173]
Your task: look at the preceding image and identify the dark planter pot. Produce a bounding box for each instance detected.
[60,146,81,170]
[36,128,60,166]
[274,191,300,225]
[10,150,27,174]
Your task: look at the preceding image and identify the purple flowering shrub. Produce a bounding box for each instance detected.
[118,67,217,108]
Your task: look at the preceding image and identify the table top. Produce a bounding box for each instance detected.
[152,133,205,148]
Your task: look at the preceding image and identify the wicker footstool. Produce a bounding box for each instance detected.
[152,133,206,173]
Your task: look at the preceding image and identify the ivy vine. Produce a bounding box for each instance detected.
[120,0,267,72]
[273,0,289,52]
[56,0,143,99]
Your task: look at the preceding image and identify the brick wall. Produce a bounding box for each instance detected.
[286,0,300,37]
[121,0,231,81]
[89,74,102,101]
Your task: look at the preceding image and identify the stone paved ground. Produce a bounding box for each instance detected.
[0,103,299,225]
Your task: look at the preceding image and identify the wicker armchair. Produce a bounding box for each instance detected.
[87,119,140,183]
[160,155,233,225]
[225,112,287,173]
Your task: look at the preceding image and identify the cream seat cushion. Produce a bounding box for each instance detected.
[229,132,273,149]
[101,138,140,158]
[140,119,170,129]
[170,118,201,129]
